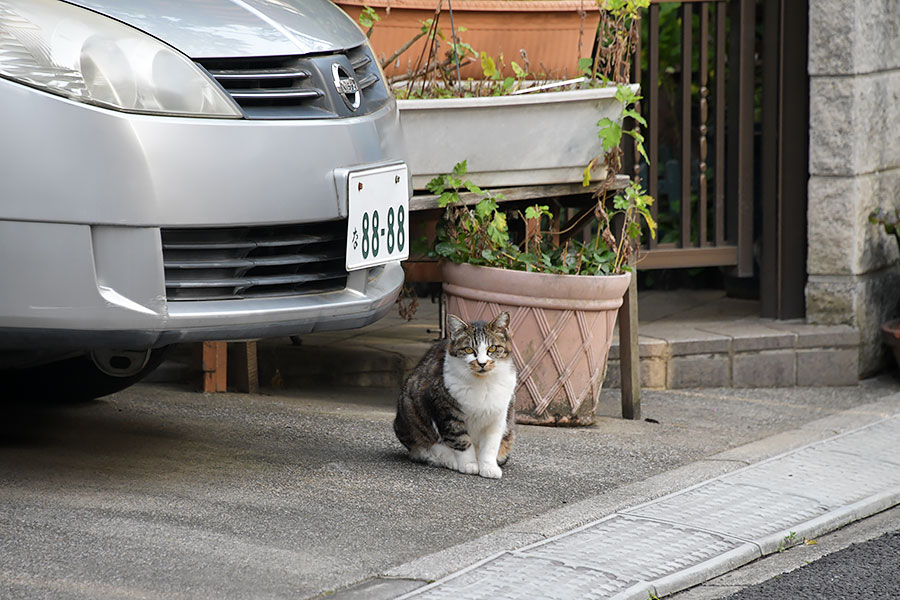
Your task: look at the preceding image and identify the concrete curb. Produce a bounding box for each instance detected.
[366,401,900,600]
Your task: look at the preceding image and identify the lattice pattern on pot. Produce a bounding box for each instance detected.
[446,297,618,417]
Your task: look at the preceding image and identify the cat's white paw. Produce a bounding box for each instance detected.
[459,461,479,475]
[478,463,503,479]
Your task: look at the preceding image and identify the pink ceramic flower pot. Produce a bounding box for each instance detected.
[442,261,630,426]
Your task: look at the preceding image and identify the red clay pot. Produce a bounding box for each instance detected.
[335,0,600,79]
[442,261,630,426]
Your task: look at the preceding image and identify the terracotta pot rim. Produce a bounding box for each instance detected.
[336,0,595,13]
[442,260,631,281]
[441,260,631,305]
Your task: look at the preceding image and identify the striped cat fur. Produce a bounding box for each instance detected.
[394,312,516,479]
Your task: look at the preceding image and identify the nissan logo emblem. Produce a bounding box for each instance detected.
[332,62,360,111]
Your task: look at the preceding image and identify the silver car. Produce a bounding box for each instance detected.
[0,0,410,399]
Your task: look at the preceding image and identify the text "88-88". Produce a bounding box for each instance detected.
[361,205,405,259]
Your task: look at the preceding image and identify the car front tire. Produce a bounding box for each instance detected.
[4,348,169,403]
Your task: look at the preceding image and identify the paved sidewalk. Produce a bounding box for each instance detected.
[388,415,900,600]
[323,392,900,600]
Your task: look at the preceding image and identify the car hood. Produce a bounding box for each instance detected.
[63,0,366,58]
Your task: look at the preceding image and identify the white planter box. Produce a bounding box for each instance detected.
[398,85,634,190]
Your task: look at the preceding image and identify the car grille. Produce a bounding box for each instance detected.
[161,222,349,301]
[196,44,389,119]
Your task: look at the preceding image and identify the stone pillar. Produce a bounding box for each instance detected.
[807,1,900,375]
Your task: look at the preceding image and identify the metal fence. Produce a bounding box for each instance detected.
[630,0,755,276]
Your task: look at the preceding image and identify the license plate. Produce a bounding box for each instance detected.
[346,164,410,271]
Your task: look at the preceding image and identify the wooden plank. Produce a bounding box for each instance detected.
[636,245,737,270]
[228,341,259,394]
[680,2,693,249]
[619,265,641,420]
[648,3,660,250]
[409,176,630,212]
[699,3,709,247]
[715,2,726,246]
[729,0,755,277]
[201,341,227,393]
[403,261,442,283]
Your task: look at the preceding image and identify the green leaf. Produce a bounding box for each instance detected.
[635,139,650,165]
[502,77,515,91]
[623,108,647,127]
[577,57,593,76]
[452,160,468,177]
[492,211,508,233]
[437,191,458,208]
[583,158,598,187]
[464,181,483,195]
[359,6,380,28]
[434,241,455,256]
[627,221,641,240]
[511,61,526,78]
[426,177,445,195]
[642,211,658,239]
[480,52,497,79]
[597,118,623,152]
[615,84,640,106]
[475,197,498,218]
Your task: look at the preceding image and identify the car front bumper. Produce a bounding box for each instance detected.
[0,78,408,349]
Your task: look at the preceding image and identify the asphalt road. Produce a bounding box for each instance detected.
[723,529,900,600]
[0,380,897,599]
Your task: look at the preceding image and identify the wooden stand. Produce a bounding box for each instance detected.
[199,341,259,394]
[201,342,227,393]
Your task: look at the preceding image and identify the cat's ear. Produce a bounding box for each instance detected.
[489,311,511,332]
[446,314,469,337]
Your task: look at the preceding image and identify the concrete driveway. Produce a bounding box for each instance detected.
[1,380,897,599]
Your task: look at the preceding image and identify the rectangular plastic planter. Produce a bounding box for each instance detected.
[398,85,633,190]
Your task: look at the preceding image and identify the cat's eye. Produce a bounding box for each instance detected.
[464,347,474,354]
[488,345,496,352]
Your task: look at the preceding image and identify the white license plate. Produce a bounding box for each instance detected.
[346,164,410,271]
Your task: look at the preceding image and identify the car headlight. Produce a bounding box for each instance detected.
[0,0,242,118]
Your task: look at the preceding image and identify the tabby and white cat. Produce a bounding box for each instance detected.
[394,312,517,479]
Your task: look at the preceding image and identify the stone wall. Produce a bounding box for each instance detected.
[807,0,900,375]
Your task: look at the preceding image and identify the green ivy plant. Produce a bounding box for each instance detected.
[580,0,656,269]
[427,162,655,276]
[358,6,380,38]
[584,84,647,187]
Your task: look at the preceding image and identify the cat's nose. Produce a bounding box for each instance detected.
[477,360,487,367]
